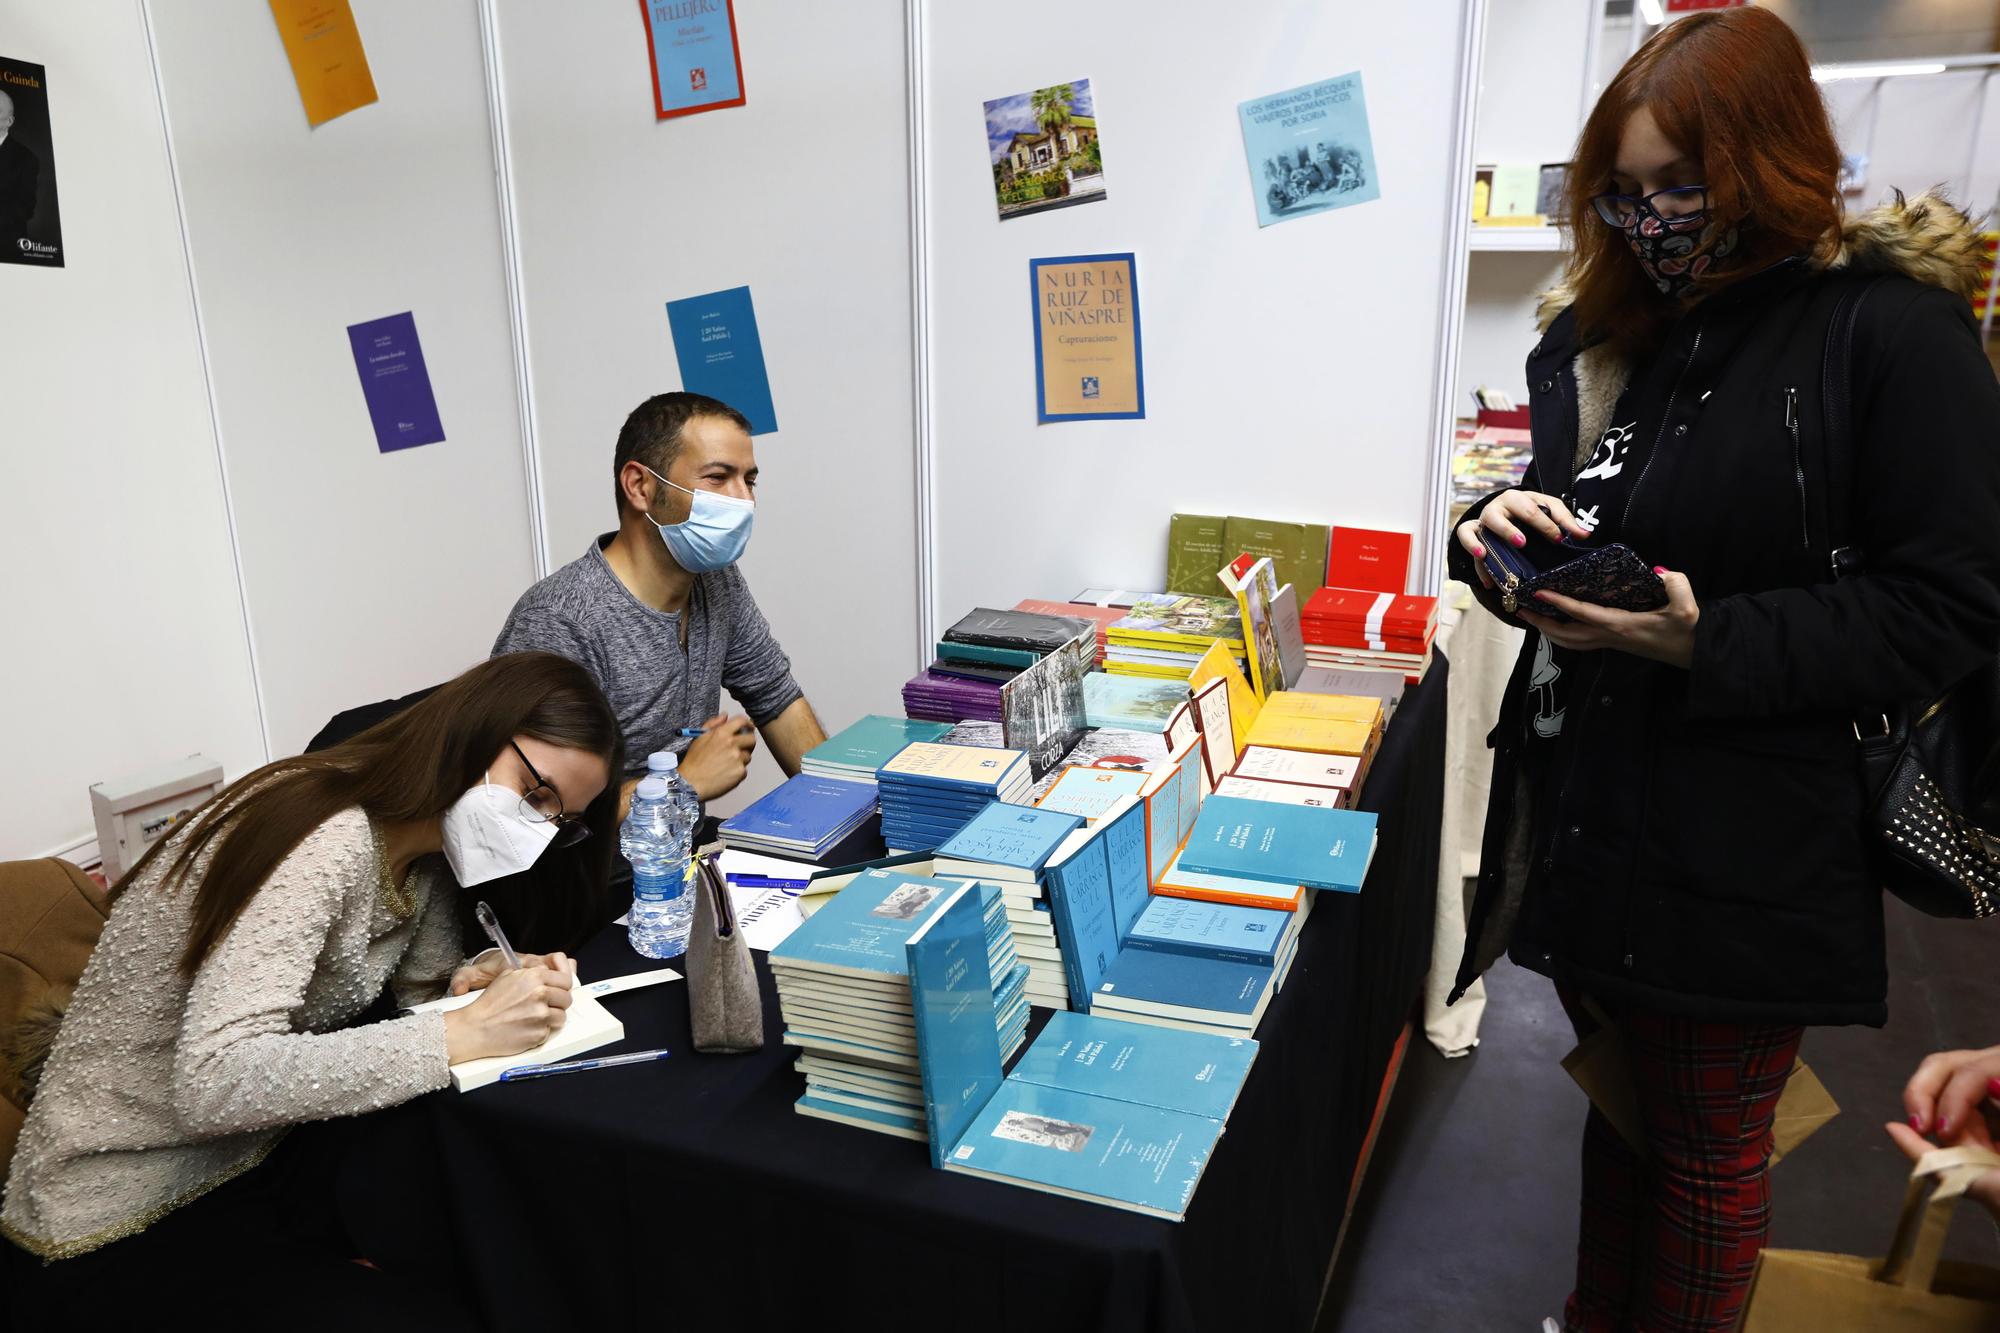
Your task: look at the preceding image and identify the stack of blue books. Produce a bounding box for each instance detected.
[933,800,1086,1010]
[875,741,1032,853]
[801,715,952,785]
[907,885,1257,1220]
[771,868,1027,1140]
[717,774,879,861]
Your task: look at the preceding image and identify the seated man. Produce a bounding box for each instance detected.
[494,391,825,813]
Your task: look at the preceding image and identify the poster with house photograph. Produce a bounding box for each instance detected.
[983,78,1106,221]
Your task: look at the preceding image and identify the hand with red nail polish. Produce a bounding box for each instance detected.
[1899,1045,2000,1156]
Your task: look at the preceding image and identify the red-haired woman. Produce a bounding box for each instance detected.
[1446,9,2000,1331]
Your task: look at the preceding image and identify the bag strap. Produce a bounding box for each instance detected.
[1877,1144,2000,1291]
[1817,275,1889,582]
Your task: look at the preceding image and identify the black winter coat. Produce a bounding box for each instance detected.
[1446,195,2000,1026]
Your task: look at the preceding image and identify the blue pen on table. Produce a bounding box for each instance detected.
[725,873,811,891]
[677,723,755,738]
[474,900,521,971]
[497,1048,672,1082]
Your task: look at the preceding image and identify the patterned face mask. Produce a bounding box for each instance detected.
[1621,198,1739,298]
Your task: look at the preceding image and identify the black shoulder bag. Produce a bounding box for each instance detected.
[1823,278,2000,918]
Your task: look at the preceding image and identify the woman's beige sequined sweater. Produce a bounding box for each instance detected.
[2,807,461,1259]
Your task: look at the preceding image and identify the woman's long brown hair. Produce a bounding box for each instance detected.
[1563,7,1843,357]
[113,652,625,974]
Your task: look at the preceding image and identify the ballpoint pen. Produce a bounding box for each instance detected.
[475,900,521,971]
[498,1048,672,1082]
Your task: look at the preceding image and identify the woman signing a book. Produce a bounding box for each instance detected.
[1444,10,2000,1333]
[2,652,623,1329]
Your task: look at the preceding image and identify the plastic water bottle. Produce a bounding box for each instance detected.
[621,757,698,956]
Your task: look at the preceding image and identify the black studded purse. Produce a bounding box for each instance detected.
[1824,279,1999,918]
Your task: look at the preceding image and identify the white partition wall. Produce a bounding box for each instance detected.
[918,0,1480,616]
[0,0,265,862]
[144,0,538,755]
[487,0,922,808]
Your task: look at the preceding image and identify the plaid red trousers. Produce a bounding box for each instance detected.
[1556,985,1804,1333]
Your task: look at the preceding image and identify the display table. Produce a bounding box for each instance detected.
[377,661,1447,1333]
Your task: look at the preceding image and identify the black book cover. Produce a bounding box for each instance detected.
[941,607,1095,654]
[927,657,1022,684]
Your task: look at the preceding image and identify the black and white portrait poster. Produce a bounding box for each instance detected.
[0,56,64,268]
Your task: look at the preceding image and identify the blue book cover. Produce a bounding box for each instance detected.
[943,1080,1222,1221]
[666,285,776,434]
[937,802,1083,873]
[719,774,877,848]
[881,788,996,815]
[1009,1010,1258,1122]
[642,0,745,118]
[808,716,951,772]
[1100,798,1153,940]
[1175,796,1378,893]
[906,884,1008,1168]
[1126,895,1292,967]
[1083,673,1188,733]
[1042,823,1123,1009]
[345,311,445,454]
[768,869,963,980]
[1237,72,1381,228]
[796,1093,925,1139]
[1037,766,1151,822]
[1095,946,1274,1022]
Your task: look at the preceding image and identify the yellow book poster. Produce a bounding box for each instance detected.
[1030,252,1144,422]
[269,0,378,128]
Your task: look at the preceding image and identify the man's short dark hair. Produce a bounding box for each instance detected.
[612,392,753,510]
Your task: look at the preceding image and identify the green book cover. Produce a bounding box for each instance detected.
[1223,516,1330,593]
[936,640,1040,668]
[1166,513,1227,595]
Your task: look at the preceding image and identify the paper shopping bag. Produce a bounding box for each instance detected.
[1737,1146,2000,1331]
[1560,998,1837,1163]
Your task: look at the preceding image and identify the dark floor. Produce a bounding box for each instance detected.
[1318,894,2000,1332]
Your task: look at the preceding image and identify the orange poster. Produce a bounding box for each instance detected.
[1030,252,1144,421]
[269,0,378,128]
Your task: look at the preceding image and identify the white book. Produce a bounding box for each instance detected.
[402,969,685,1093]
[1232,746,1359,790]
[793,1097,928,1141]
[1213,775,1347,809]
[796,1053,921,1089]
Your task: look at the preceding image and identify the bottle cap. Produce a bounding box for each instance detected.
[634,776,669,800]
[646,751,679,773]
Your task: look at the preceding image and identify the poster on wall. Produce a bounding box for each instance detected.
[641,0,746,119]
[346,312,445,453]
[1029,252,1144,423]
[666,285,777,434]
[1237,72,1380,227]
[0,57,63,267]
[983,79,1107,221]
[267,0,379,128]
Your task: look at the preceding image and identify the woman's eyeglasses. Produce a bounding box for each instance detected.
[511,741,592,848]
[1590,185,1708,229]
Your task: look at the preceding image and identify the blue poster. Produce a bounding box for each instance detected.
[1237,72,1380,228]
[665,285,777,435]
[345,311,444,453]
[642,0,745,119]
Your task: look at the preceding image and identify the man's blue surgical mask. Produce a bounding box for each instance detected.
[643,465,754,572]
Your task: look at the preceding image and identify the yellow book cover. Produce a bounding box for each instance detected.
[1243,711,1371,756]
[1104,661,1196,680]
[879,742,1025,787]
[1258,691,1383,728]
[269,0,378,128]
[1189,640,1260,755]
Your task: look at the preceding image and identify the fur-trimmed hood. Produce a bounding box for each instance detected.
[1533,189,1985,333]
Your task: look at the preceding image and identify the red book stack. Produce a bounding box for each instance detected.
[1303,527,1439,683]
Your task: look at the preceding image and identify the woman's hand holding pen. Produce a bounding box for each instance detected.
[442,956,574,1063]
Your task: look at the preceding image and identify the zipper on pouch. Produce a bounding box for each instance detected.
[1784,386,1809,549]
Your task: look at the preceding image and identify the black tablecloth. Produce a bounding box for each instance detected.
[381,658,1447,1333]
